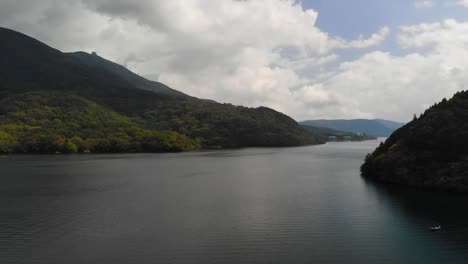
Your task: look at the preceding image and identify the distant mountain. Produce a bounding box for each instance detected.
[0,27,324,153]
[374,119,402,130]
[362,91,468,192]
[302,125,376,142]
[300,119,404,137]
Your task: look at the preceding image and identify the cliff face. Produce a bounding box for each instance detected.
[361,91,468,192]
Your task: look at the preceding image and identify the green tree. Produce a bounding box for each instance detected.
[63,140,78,153]
[0,131,17,153]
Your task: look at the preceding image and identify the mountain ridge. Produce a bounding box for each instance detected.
[0,27,325,152]
[67,51,190,98]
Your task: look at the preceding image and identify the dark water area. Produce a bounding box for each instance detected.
[1,140,468,264]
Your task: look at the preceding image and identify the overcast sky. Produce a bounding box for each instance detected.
[1,0,468,122]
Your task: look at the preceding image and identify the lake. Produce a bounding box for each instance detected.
[1,140,468,264]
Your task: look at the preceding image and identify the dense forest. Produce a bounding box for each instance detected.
[0,93,199,153]
[361,90,468,192]
[0,27,324,153]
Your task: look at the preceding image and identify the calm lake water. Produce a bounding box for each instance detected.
[2,140,468,264]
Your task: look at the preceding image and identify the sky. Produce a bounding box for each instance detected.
[1,0,468,122]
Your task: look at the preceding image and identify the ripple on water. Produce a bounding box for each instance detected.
[1,141,468,264]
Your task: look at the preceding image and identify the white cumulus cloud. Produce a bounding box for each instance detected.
[1,0,467,122]
[310,19,468,121]
[0,0,390,121]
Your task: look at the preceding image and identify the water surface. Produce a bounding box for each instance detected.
[1,140,468,263]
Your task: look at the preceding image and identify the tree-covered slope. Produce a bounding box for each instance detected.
[0,27,324,149]
[0,92,199,153]
[361,91,468,192]
[140,102,326,147]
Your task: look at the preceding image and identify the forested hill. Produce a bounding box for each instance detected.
[0,27,325,153]
[361,91,468,192]
[0,93,199,153]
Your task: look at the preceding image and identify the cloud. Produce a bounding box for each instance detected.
[1,0,467,122]
[336,27,390,49]
[414,1,434,8]
[456,0,468,8]
[0,0,390,120]
[312,19,468,121]
[398,19,468,50]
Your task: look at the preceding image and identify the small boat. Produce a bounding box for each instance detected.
[430,226,441,232]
